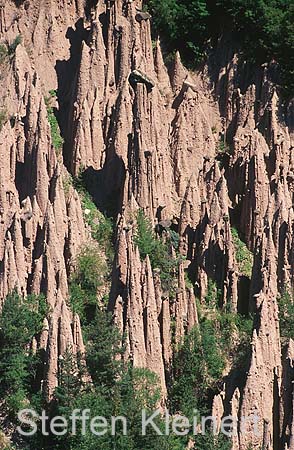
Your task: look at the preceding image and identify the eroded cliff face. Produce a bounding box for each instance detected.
[0,31,86,398]
[0,0,293,449]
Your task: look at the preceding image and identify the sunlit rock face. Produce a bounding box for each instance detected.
[0,1,294,447]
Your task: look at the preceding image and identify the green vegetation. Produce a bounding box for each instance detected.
[0,292,48,415]
[203,278,254,358]
[170,309,253,417]
[217,137,230,154]
[171,324,224,417]
[0,35,22,64]
[0,44,8,64]
[69,243,108,322]
[45,90,64,152]
[62,171,73,198]
[231,227,253,278]
[0,288,252,449]
[218,310,253,370]
[171,289,253,419]
[134,210,179,288]
[69,172,114,327]
[278,290,294,340]
[73,174,114,259]
[147,0,209,62]
[147,0,294,94]
[75,244,106,293]
[7,35,22,56]
[51,306,182,450]
[195,433,231,450]
[81,190,113,253]
[205,279,222,308]
[85,310,124,387]
[0,109,7,131]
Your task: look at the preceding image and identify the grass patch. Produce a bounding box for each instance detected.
[73,176,114,260]
[7,35,22,56]
[62,172,73,198]
[278,290,294,341]
[134,210,180,290]
[205,279,222,309]
[0,44,8,64]
[217,137,230,154]
[0,109,7,131]
[232,227,253,278]
[45,90,64,152]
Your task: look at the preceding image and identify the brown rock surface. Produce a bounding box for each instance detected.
[0,42,86,397]
[0,1,293,447]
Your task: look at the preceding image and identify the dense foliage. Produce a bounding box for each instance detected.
[0,193,254,449]
[69,243,108,321]
[0,292,48,415]
[171,301,253,420]
[134,210,180,289]
[147,0,294,94]
[69,175,114,322]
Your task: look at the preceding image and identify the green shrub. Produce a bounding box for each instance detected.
[147,0,294,94]
[147,0,209,63]
[45,91,64,152]
[54,347,85,413]
[171,326,206,416]
[279,290,294,340]
[85,310,124,388]
[69,177,114,321]
[170,229,180,250]
[218,311,253,370]
[195,433,231,450]
[70,244,107,320]
[62,172,73,198]
[82,191,113,249]
[0,109,7,131]
[171,319,225,417]
[171,301,253,419]
[0,44,8,64]
[185,272,194,289]
[0,292,48,416]
[7,35,22,56]
[73,176,114,259]
[217,138,230,154]
[76,245,106,291]
[200,318,226,384]
[205,279,222,308]
[231,227,253,278]
[134,210,179,288]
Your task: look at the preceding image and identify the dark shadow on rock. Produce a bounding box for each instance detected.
[80,156,126,219]
[85,0,99,19]
[55,19,89,171]
[237,276,250,315]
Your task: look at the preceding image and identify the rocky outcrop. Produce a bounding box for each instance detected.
[0,0,293,448]
[110,214,198,396]
[0,43,87,397]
